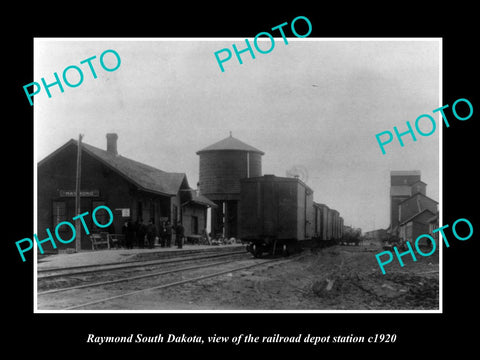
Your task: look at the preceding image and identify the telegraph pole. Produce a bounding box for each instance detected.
[75,134,83,252]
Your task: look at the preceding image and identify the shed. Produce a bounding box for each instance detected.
[398,209,436,246]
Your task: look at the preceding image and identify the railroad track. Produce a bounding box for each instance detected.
[37,249,249,293]
[37,253,306,310]
[38,249,248,279]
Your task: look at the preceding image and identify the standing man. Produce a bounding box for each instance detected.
[165,220,173,247]
[146,218,157,249]
[159,222,167,248]
[175,221,184,249]
[136,218,146,248]
[122,219,135,249]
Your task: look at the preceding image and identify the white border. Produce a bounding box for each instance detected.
[33,37,443,314]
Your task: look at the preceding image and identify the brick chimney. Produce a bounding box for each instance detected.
[106,133,118,155]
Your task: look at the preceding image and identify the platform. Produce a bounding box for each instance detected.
[36,243,246,270]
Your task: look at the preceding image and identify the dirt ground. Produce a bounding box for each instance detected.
[84,243,439,311]
[172,244,439,310]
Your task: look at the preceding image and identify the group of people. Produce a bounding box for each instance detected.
[121,218,185,250]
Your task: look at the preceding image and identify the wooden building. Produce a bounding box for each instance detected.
[390,170,423,231]
[398,209,437,246]
[37,133,216,252]
[388,170,439,241]
[398,192,438,226]
[427,213,439,243]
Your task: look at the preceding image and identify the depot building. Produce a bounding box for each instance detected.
[37,133,216,252]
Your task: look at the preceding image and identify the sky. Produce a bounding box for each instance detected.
[34,38,440,233]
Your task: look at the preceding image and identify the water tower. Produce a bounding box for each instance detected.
[196,133,264,238]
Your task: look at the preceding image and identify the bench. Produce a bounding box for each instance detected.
[89,232,110,250]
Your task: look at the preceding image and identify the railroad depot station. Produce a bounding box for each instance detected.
[37,133,266,254]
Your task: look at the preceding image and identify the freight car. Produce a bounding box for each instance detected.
[312,202,337,247]
[239,175,340,257]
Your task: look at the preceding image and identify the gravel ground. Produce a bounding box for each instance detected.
[141,244,439,311]
[40,243,438,311]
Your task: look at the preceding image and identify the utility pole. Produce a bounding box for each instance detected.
[75,134,83,252]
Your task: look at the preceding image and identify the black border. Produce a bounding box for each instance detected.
[7,5,478,355]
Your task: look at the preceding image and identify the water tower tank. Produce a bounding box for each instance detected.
[196,134,264,201]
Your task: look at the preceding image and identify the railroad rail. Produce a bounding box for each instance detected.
[37,254,249,295]
[38,249,248,279]
[37,249,250,296]
[37,253,306,310]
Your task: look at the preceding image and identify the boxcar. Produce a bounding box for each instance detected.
[313,202,322,238]
[239,175,314,257]
[331,209,339,240]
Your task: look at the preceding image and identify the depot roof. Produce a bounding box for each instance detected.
[39,139,188,197]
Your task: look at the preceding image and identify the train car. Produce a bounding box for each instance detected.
[331,209,339,240]
[339,217,344,239]
[239,175,314,257]
[326,207,333,241]
[319,203,329,241]
[340,226,362,245]
[330,209,336,240]
[313,202,334,246]
[313,202,322,238]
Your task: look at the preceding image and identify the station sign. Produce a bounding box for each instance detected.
[59,189,100,197]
